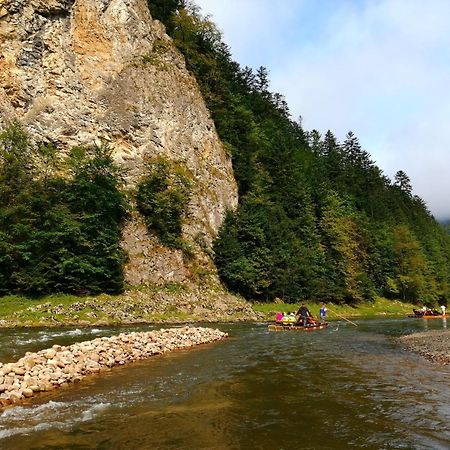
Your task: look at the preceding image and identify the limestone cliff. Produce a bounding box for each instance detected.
[0,0,238,285]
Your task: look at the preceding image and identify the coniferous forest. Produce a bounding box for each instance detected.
[149,1,450,304]
[0,1,449,306]
[0,124,128,296]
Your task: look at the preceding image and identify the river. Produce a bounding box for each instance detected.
[0,318,449,449]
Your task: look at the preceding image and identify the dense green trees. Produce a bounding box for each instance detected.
[0,123,196,297]
[0,124,127,296]
[154,1,450,304]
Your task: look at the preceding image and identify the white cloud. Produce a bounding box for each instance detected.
[195,0,450,219]
[195,0,307,67]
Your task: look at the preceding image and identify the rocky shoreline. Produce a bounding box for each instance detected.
[398,330,450,364]
[0,326,227,408]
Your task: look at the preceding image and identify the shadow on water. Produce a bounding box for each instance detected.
[0,319,449,449]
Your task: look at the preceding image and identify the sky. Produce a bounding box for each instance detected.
[195,0,450,220]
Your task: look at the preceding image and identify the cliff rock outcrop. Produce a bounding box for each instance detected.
[0,0,238,284]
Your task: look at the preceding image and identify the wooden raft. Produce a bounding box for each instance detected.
[407,314,449,319]
[268,323,328,332]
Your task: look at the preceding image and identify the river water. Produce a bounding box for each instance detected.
[0,318,449,449]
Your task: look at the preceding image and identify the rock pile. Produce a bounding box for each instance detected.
[0,326,227,407]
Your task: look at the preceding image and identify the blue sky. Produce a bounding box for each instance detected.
[195,0,450,220]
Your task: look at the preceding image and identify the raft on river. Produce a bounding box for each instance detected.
[408,313,449,319]
[408,309,449,319]
[268,322,328,332]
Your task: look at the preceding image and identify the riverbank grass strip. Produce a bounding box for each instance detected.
[0,327,227,407]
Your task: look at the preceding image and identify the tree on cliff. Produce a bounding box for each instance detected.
[148,0,185,27]
[136,157,192,249]
[394,170,413,196]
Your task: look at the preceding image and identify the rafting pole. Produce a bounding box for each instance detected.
[326,307,358,327]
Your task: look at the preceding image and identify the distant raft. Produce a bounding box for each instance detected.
[408,308,449,319]
[408,314,449,319]
[268,323,328,332]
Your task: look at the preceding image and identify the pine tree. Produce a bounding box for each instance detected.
[394,170,412,196]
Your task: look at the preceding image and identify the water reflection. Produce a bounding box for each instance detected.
[0,320,449,449]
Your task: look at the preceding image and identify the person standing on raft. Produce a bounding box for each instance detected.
[320,303,327,323]
[296,303,312,327]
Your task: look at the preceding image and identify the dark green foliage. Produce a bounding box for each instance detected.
[443,223,450,234]
[394,170,412,196]
[147,0,185,30]
[155,3,450,304]
[0,121,34,206]
[136,157,192,249]
[0,124,127,296]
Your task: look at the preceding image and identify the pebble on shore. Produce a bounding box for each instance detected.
[0,326,227,407]
[398,329,450,364]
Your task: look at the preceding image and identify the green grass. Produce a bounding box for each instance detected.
[252,297,417,321]
[0,295,33,316]
[0,287,219,327]
[0,294,97,325]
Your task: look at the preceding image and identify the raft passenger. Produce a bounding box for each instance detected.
[296,304,312,327]
[320,303,327,323]
[282,313,290,324]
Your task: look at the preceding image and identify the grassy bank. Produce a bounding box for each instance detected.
[0,290,419,328]
[0,284,257,328]
[253,297,417,321]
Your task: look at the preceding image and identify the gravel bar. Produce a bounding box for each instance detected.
[398,330,450,364]
[0,326,227,407]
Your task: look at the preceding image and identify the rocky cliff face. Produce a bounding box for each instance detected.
[0,0,238,284]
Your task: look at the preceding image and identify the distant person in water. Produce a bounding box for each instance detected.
[319,303,327,323]
[276,312,283,323]
[296,303,311,327]
[441,305,446,316]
